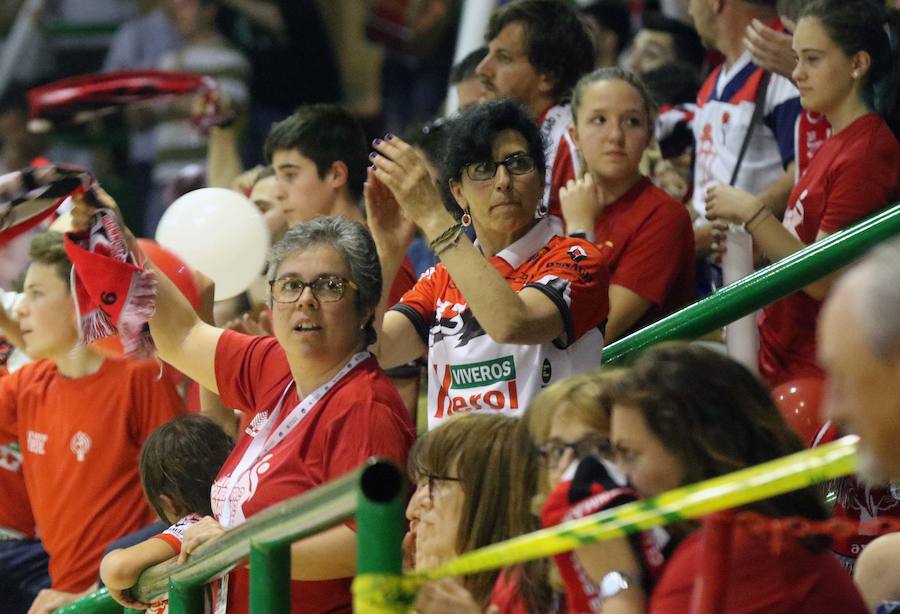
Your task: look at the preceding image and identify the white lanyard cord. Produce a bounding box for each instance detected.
[218,351,370,527]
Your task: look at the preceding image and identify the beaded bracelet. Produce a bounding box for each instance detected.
[429,221,465,256]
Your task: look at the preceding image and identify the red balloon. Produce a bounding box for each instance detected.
[771,378,825,447]
[137,238,199,309]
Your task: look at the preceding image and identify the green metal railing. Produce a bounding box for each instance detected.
[604,201,900,365]
[57,459,404,614]
[58,200,900,613]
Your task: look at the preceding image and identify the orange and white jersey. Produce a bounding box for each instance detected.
[392,218,610,430]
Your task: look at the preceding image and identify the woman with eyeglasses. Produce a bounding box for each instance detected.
[405,414,554,613]
[605,343,866,612]
[367,100,611,432]
[527,372,663,614]
[69,201,415,614]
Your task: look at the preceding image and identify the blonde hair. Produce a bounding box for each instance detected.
[524,370,622,446]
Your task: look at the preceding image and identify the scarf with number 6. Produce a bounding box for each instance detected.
[64,207,157,358]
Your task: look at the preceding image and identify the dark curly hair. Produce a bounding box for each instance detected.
[439,100,546,219]
[486,0,595,102]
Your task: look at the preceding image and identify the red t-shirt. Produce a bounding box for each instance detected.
[0,367,35,539]
[389,255,417,306]
[0,357,186,591]
[759,114,900,386]
[0,436,34,538]
[593,177,695,334]
[212,331,415,614]
[650,524,868,613]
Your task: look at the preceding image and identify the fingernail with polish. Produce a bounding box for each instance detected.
[385,133,394,140]
[368,152,377,159]
[373,138,382,145]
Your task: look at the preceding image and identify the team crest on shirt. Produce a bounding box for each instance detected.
[567,245,587,262]
[26,431,47,455]
[70,431,92,462]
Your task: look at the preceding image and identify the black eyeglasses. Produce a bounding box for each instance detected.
[464,153,536,181]
[269,275,358,304]
[538,435,612,467]
[421,473,462,501]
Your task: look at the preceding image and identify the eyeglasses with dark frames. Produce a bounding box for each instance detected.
[464,152,536,181]
[421,473,462,501]
[538,435,612,467]
[269,275,359,304]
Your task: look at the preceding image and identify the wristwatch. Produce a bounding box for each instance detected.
[600,570,635,599]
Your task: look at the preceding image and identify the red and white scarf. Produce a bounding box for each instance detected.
[63,206,157,359]
[0,164,92,244]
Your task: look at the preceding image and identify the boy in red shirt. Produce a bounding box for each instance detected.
[0,231,185,613]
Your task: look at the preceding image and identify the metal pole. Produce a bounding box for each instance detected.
[52,588,123,614]
[250,542,290,614]
[604,201,900,365]
[167,578,204,614]
[354,460,407,613]
[444,0,497,115]
[0,0,44,100]
[357,460,406,575]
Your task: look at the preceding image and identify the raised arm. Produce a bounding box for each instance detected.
[368,137,565,346]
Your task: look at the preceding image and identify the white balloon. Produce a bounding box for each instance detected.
[156,188,269,301]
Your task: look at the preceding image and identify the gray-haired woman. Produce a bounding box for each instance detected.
[72,195,415,614]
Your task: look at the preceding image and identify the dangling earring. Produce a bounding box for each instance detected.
[460,211,472,227]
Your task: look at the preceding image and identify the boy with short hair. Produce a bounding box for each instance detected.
[101,414,234,611]
[0,231,186,613]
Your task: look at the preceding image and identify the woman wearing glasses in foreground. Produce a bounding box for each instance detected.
[70,199,415,613]
[368,100,610,431]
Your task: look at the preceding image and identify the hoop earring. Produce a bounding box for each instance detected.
[536,200,548,219]
[460,211,472,227]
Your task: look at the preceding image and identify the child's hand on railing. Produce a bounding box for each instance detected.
[179,516,226,564]
[106,586,151,610]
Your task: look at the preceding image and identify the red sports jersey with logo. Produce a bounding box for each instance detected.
[212,331,415,614]
[650,523,868,613]
[0,357,185,592]
[593,177,695,335]
[538,104,581,219]
[393,218,609,430]
[759,114,900,386]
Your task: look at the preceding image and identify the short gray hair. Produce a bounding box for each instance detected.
[266,216,383,345]
[849,237,900,359]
